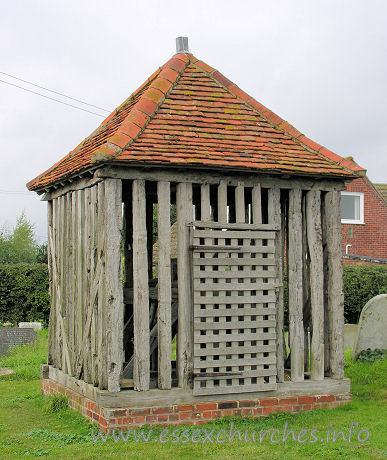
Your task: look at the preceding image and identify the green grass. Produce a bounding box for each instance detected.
[0,333,386,459]
[0,328,48,380]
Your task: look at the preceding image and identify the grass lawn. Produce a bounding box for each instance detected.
[0,330,386,459]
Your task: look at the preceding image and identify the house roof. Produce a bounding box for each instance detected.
[27,52,366,191]
[374,183,387,203]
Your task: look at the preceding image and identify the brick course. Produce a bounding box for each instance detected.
[41,378,352,431]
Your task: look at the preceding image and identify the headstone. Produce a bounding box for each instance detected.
[19,322,42,331]
[352,294,387,360]
[0,328,37,357]
[344,324,358,349]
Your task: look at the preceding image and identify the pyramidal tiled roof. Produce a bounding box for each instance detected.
[27,52,365,191]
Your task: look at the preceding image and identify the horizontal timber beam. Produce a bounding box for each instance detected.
[95,166,347,191]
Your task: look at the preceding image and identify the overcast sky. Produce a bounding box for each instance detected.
[1,0,386,241]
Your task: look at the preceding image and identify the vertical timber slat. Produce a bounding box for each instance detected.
[217,180,227,223]
[325,191,344,379]
[176,182,193,389]
[47,201,55,366]
[132,179,150,391]
[306,190,324,380]
[157,181,172,389]
[104,178,123,392]
[268,188,284,382]
[252,184,262,225]
[288,189,304,382]
[97,183,107,388]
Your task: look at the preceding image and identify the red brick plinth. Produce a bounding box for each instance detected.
[41,378,352,431]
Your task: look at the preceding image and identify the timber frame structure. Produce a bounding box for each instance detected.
[28,40,361,424]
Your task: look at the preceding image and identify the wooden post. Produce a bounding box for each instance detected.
[306,190,324,380]
[268,188,284,383]
[235,182,245,223]
[132,179,150,391]
[47,200,55,366]
[252,184,262,225]
[176,182,193,389]
[322,194,330,375]
[201,183,211,221]
[89,186,98,386]
[104,178,124,392]
[324,191,344,379]
[70,192,77,377]
[65,193,73,374]
[97,182,107,388]
[75,189,84,378]
[288,188,304,382]
[217,180,227,223]
[157,181,172,389]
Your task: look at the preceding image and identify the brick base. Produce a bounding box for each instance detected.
[41,378,352,431]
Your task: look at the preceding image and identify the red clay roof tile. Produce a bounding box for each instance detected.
[27,52,365,191]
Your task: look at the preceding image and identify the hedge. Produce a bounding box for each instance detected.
[0,264,50,325]
[343,265,387,324]
[0,263,385,326]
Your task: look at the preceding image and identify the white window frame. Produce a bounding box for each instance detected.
[341,191,364,224]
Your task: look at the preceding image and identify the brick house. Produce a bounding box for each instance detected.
[341,173,387,262]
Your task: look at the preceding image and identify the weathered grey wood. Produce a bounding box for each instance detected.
[176,182,193,389]
[268,187,284,382]
[96,166,347,191]
[322,194,330,374]
[70,192,77,378]
[44,364,349,409]
[48,225,71,374]
[41,175,103,200]
[157,181,172,390]
[306,190,324,380]
[288,189,304,382]
[65,193,73,373]
[217,180,227,223]
[235,182,245,223]
[46,200,55,366]
[192,221,279,231]
[193,269,277,278]
[192,229,275,239]
[89,185,98,386]
[59,196,67,372]
[201,184,211,221]
[83,188,92,383]
[324,191,344,379]
[192,257,276,266]
[302,196,310,373]
[97,182,107,388]
[53,198,61,369]
[104,178,124,393]
[75,190,84,378]
[252,183,262,224]
[132,179,150,391]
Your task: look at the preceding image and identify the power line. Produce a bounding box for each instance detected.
[0,71,110,112]
[0,189,32,196]
[0,78,106,117]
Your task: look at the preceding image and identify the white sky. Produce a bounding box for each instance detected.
[0,0,386,241]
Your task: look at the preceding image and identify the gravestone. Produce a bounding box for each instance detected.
[352,294,387,360]
[344,324,358,349]
[0,328,37,357]
[19,322,42,331]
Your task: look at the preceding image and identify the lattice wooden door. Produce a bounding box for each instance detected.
[191,222,279,395]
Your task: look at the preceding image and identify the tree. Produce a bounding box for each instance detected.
[0,211,40,264]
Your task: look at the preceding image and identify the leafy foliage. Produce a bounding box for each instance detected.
[0,212,47,264]
[343,265,387,323]
[0,264,50,324]
[356,348,387,363]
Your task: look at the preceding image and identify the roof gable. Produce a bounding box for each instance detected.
[27,53,365,191]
